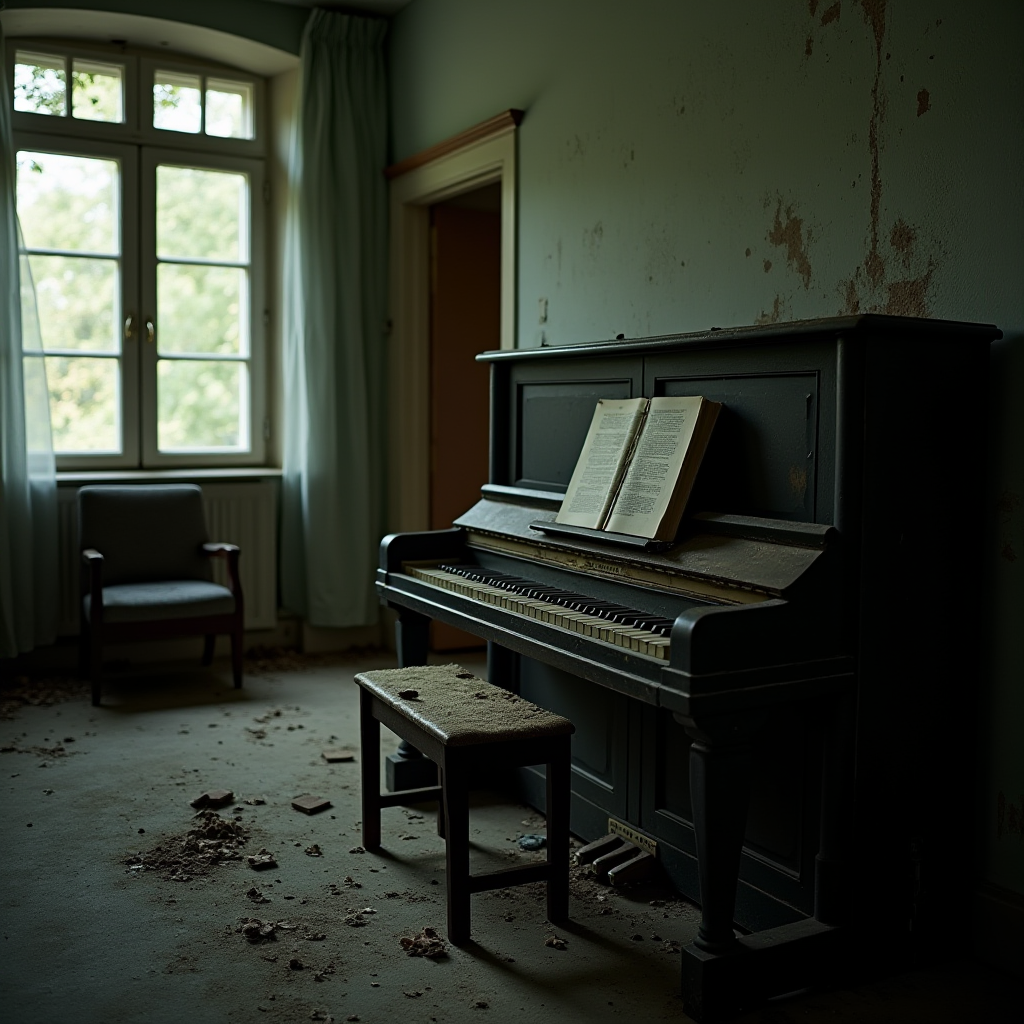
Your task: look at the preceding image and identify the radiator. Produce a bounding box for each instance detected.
[56,480,279,634]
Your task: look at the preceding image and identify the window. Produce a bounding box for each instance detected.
[9,40,266,468]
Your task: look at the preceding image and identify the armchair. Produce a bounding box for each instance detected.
[78,484,244,706]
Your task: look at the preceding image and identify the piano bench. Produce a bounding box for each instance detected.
[354,663,575,946]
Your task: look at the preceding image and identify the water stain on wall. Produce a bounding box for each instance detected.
[820,1,842,28]
[823,0,941,317]
[766,201,813,289]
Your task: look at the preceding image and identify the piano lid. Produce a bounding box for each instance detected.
[453,494,834,603]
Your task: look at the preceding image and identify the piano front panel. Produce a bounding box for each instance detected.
[501,356,644,491]
[514,657,634,841]
[641,704,822,926]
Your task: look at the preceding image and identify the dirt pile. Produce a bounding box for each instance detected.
[125,809,251,881]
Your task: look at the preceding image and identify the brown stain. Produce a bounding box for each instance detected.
[843,278,861,313]
[756,296,784,325]
[882,260,935,316]
[809,0,820,15]
[916,87,931,116]
[859,0,887,288]
[820,1,841,26]
[745,247,751,257]
[890,217,916,257]
[789,465,808,499]
[805,35,814,57]
[767,201,813,288]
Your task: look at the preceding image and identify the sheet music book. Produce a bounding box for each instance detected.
[555,396,721,542]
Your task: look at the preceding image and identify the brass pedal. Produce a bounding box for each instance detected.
[575,818,658,885]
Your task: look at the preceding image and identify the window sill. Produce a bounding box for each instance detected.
[57,467,283,485]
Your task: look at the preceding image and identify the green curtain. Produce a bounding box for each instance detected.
[0,26,58,657]
[280,10,389,628]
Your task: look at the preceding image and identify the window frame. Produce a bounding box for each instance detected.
[8,37,267,470]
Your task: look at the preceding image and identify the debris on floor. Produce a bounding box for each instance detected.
[292,794,332,814]
[545,934,568,950]
[239,918,277,943]
[246,886,271,903]
[400,926,447,959]
[125,809,250,880]
[518,833,546,851]
[397,689,418,699]
[246,848,278,871]
[305,843,323,857]
[190,789,234,809]
[321,748,355,763]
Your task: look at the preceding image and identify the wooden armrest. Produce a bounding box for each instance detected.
[202,542,240,556]
[81,548,104,563]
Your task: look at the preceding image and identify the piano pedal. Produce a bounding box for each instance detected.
[574,819,658,885]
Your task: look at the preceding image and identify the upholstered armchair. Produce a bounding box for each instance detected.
[78,484,244,706]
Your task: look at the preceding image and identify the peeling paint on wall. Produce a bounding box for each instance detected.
[756,295,788,325]
[766,200,812,288]
[820,1,842,28]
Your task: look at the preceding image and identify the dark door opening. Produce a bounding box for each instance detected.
[428,183,500,651]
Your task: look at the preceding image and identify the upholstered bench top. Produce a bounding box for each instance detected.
[354,664,574,748]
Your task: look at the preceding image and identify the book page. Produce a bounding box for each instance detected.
[603,396,703,539]
[555,398,649,529]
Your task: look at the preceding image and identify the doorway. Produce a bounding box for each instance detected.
[428,184,500,650]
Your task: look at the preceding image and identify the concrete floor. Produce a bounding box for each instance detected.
[0,650,1019,1024]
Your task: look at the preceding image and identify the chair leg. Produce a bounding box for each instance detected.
[89,622,103,707]
[545,736,571,924]
[443,760,471,945]
[230,628,243,688]
[360,689,382,852]
[201,634,216,666]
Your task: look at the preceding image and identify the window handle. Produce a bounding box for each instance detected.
[145,318,155,344]
[124,313,135,340]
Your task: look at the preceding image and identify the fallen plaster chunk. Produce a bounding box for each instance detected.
[246,848,278,871]
[190,789,233,809]
[399,926,447,959]
[292,795,332,815]
[321,749,356,763]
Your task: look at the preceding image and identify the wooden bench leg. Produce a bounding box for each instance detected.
[546,735,571,924]
[443,758,471,945]
[436,767,446,839]
[360,688,382,851]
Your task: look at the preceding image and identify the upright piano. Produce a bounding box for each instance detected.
[376,314,999,1019]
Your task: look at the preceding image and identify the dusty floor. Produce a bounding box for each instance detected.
[0,649,1019,1024]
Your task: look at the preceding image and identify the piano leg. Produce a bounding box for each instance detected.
[685,725,755,953]
[386,608,439,791]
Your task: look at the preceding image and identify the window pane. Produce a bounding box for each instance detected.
[16,151,119,255]
[46,355,119,453]
[30,255,119,353]
[153,71,201,133]
[206,79,254,139]
[71,59,124,123]
[157,264,246,355]
[14,51,66,116]
[156,166,247,261]
[158,360,246,451]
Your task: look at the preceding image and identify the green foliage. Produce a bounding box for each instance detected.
[14,61,66,116]
[157,166,247,260]
[45,355,118,453]
[157,264,244,355]
[158,360,243,450]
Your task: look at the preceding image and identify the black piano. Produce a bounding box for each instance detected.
[376,314,999,1019]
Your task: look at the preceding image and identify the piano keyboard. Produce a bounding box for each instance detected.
[406,563,674,660]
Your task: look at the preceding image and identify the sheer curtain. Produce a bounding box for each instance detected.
[280,11,389,628]
[0,27,59,657]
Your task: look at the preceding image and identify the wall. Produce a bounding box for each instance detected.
[388,0,1024,897]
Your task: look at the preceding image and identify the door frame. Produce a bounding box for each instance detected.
[386,110,521,533]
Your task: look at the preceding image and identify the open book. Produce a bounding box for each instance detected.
[554,396,721,541]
